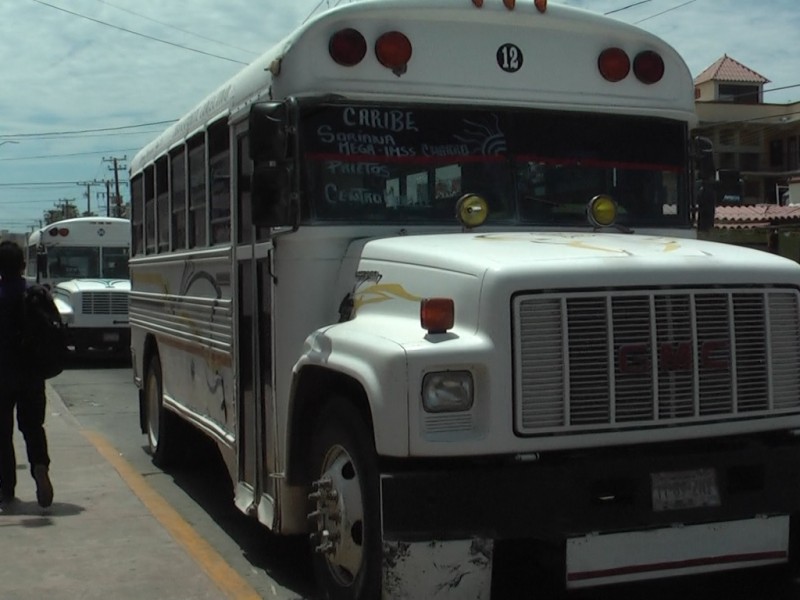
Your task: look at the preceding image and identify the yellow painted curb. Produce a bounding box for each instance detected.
[82,430,262,600]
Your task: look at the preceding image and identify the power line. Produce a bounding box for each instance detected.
[91,0,258,56]
[0,120,175,140]
[635,0,697,24]
[0,181,85,188]
[604,0,653,16]
[698,109,800,129]
[765,83,800,96]
[30,0,248,65]
[0,149,140,162]
[302,0,329,24]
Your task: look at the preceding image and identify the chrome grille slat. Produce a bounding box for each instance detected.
[81,291,129,315]
[514,287,800,434]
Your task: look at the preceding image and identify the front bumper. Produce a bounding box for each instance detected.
[380,434,800,592]
[381,434,800,541]
[66,327,131,351]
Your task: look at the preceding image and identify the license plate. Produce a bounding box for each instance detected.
[651,468,720,512]
[102,332,120,343]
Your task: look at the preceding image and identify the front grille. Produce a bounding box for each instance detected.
[514,288,800,434]
[81,291,129,315]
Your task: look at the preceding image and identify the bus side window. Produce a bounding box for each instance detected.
[170,146,187,250]
[188,133,207,248]
[144,164,156,254]
[209,119,231,245]
[156,156,169,252]
[131,173,144,256]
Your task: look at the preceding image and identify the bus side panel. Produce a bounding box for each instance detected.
[129,250,236,460]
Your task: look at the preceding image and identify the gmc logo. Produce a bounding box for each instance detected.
[618,340,730,374]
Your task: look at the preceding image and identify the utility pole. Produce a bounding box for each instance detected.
[77,180,103,215]
[105,180,112,216]
[104,156,128,217]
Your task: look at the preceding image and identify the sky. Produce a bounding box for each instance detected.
[0,0,797,232]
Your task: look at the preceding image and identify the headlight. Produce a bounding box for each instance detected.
[422,371,474,413]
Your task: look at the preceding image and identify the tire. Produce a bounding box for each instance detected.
[145,355,176,467]
[307,400,381,600]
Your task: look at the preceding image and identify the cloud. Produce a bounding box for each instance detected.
[0,0,796,229]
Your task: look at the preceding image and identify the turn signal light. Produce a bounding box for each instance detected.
[375,31,412,73]
[598,47,630,82]
[420,298,454,334]
[329,28,367,66]
[634,50,665,84]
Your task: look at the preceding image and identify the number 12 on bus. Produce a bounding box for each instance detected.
[128,1,800,599]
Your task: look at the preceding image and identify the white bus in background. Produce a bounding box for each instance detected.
[27,217,131,354]
[128,1,800,598]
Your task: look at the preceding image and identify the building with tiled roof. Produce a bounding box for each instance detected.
[695,55,770,103]
[692,55,799,208]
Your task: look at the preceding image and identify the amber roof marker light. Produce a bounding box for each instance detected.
[473,0,546,10]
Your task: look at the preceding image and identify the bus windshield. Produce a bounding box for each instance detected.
[46,246,129,279]
[47,246,100,278]
[300,104,689,227]
[103,247,130,279]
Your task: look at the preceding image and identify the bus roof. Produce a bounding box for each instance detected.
[131,0,696,173]
[28,216,130,248]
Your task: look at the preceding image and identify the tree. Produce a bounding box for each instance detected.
[44,199,79,224]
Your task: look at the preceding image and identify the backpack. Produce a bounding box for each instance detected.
[22,284,67,380]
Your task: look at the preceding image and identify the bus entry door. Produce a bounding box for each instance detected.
[234,242,275,524]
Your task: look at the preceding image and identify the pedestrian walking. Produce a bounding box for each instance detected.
[0,240,54,507]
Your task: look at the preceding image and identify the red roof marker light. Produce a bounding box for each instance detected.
[329,28,367,67]
[598,47,630,82]
[375,31,412,75]
[634,50,665,84]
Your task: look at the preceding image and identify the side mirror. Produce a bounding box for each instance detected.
[252,164,293,227]
[692,136,716,233]
[692,136,715,183]
[36,252,47,281]
[249,103,288,162]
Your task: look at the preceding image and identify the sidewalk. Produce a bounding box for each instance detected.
[0,383,232,600]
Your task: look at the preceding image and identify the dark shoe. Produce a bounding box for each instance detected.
[0,489,15,504]
[33,465,53,508]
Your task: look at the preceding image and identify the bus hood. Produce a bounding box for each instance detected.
[53,279,130,294]
[358,231,800,288]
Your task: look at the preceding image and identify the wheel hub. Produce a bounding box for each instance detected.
[308,445,365,585]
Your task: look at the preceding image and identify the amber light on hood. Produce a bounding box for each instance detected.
[420,298,454,334]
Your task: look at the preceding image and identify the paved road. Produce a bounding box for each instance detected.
[50,354,800,600]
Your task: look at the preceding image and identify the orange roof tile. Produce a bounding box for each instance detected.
[715,204,800,228]
[694,55,770,85]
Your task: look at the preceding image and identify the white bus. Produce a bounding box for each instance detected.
[28,217,131,353]
[128,1,800,598]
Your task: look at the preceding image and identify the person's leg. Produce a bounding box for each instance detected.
[0,393,18,500]
[16,380,52,507]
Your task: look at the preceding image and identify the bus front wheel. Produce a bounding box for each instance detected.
[307,400,381,600]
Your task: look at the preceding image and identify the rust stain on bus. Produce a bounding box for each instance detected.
[158,334,233,369]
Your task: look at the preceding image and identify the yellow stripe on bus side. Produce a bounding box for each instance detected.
[82,430,262,600]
